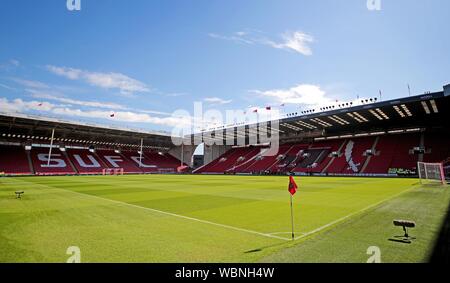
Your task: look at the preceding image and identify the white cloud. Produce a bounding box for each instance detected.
[265,31,314,56]
[204,97,233,105]
[0,98,56,113]
[26,89,127,110]
[250,84,332,108]
[0,83,19,92]
[11,78,50,89]
[9,76,181,117]
[26,89,178,116]
[46,65,150,96]
[208,32,255,45]
[209,30,314,56]
[0,97,187,127]
[0,59,20,70]
[165,92,188,97]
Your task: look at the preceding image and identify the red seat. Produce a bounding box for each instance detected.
[0,145,32,175]
[67,149,106,174]
[30,148,76,175]
[95,150,143,174]
[423,133,450,163]
[121,150,159,173]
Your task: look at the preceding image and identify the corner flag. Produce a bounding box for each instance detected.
[288,175,298,196]
[288,175,298,240]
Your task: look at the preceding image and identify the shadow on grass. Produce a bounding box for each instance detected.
[429,201,450,263]
[388,238,411,244]
[244,241,293,254]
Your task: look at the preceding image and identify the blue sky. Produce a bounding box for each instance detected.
[0,0,449,132]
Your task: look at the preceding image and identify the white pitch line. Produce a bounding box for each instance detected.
[268,232,306,236]
[293,186,418,241]
[8,178,291,242]
[8,178,418,243]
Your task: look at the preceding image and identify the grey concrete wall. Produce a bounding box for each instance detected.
[168,145,196,167]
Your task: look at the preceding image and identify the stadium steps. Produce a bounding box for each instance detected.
[192,159,210,173]
[243,146,283,173]
[93,151,110,169]
[63,151,79,174]
[192,163,212,173]
[119,152,144,173]
[26,150,35,175]
[285,145,312,172]
[312,149,328,165]
[418,132,425,162]
[230,148,263,172]
[317,148,330,164]
[321,139,347,174]
[388,133,421,171]
[226,147,260,172]
[360,136,379,173]
[196,147,251,173]
[293,149,326,171]
[266,145,297,172]
[363,135,397,174]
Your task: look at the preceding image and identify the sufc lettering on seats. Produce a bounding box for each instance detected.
[73,154,101,168]
[130,156,157,168]
[104,156,123,168]
[38,153,67,168]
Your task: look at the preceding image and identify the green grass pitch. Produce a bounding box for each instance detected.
[0,175,448,263]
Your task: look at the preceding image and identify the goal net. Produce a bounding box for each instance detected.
[417,162,446,185]
[102,168,124,176]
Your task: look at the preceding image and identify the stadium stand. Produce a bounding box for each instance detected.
[196,131,449,175]
[120,150,158,173]
[95,149,143,174]
[308,139,346,173]
[235,145,293,173]
[363,135,398,174]
[196,146,261,173]
[388,133,421,172]
[339,137,376,174]
[142,151,182,172]
[270,144,309,173]
[423,132,450,163]
[66,149,106,174]
[0,145,32,175]
[30,148,77,175]
[0,84,448,178]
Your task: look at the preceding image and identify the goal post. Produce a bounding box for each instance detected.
[417,162,446,185]
[102,168,124,176]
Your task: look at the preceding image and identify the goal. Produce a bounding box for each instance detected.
[417,162,446,185]
[102,168,124,176]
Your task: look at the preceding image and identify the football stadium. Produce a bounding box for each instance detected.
[0,1,449,273]
[0,85,449,263]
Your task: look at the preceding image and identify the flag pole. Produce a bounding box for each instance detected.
[47,128,55,167]
[139,138,144,168]
[290,193,295,240]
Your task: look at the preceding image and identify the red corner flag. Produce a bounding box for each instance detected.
[288,175,298,196]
